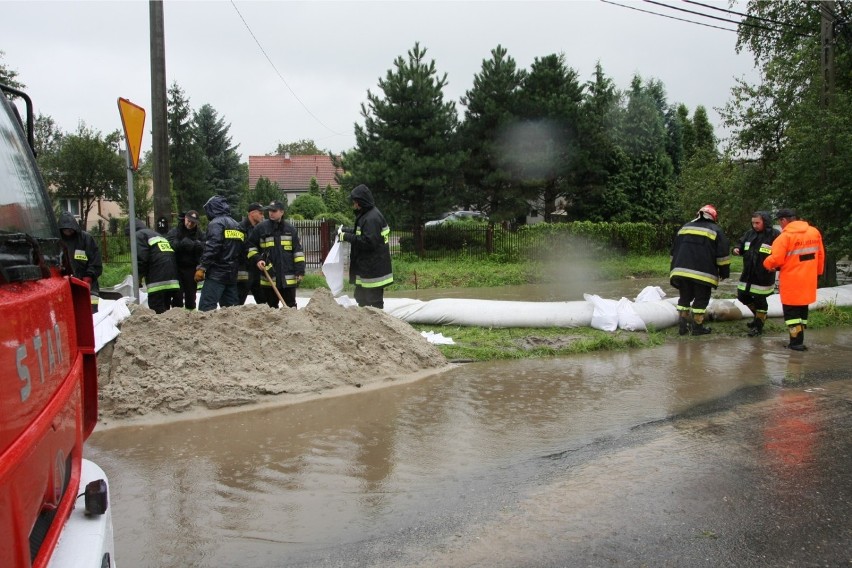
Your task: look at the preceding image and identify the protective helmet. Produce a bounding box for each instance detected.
[698,204,718,222]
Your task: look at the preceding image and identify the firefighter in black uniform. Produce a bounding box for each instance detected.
[338,184,394,309]
[129,219,180,314]
[670,204,731,335]
[237,202,265,304]
[58,211,103,313]
[195,196,244,312]
[246,200,305,308]
[732,210,780,336]
[166,210,205,310]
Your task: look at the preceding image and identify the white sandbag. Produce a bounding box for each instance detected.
[321,229,346,296]
[584,293,619,332]
[617,298,646,331]
[635,285,666,302]
[389,298,594,328]
[632,300,680,329]
[93,297,132,352]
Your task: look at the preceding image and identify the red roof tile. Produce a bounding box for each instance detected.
[248,155,343,191]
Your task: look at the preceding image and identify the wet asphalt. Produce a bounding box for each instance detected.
[88,328,852,568]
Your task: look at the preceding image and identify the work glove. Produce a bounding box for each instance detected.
[82,276,93,286]
[339,226,354,242]
[194,268,206,283]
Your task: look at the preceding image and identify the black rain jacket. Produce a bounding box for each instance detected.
[58,211,102,297]
[166,219,205,272]
[132,220,180,294]
[735,211,780,295]
[670,217,731,289]
[199,196,244,284]
[246,218,305,290]
[346,184,393,289]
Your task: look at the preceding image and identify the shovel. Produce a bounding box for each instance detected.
[261,265,287,307]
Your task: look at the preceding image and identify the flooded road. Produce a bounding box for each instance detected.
[87,327,852,567]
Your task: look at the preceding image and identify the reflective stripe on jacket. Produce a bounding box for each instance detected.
[246,218,305,289]
[763,220,824,305]
[348,205,393,289]
[136,228,180,293]
[670,219,731,288]
[736,225,780,296]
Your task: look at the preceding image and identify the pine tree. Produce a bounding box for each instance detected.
[167,82,209,212]
[617,75,674,222]
[193,104,245,210]
[458,45,528,223]
[351,43,466,227]
[573,62,627,221]
[514,53,584,222]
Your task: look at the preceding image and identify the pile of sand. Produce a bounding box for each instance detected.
[97,288,448,423]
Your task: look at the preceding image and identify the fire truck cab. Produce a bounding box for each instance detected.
[0,84,116,567]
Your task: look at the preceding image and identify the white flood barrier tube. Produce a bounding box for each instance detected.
[384,284,852,332]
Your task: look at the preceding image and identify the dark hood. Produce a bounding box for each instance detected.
[755,210,773,232]
[58,211,80,233]
[124,219,148,236]
[203,195,231,218]
[350,184,375,209]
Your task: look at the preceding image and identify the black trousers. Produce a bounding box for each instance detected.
[238,275,263,305]
[782,304,809,327]
[175,266,198,310]
[675,279,712,313]
[737,288,770,313]
[148,290,174,314]
[354,285,385,309]
[263,286,297,308]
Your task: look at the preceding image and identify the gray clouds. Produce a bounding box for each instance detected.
[1,1,756,159]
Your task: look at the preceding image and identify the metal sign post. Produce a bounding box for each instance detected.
[117,98,146,304]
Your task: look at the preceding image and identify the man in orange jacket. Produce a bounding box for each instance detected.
[763,208,825,351]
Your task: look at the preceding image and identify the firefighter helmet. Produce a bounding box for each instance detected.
[698,204,718,222]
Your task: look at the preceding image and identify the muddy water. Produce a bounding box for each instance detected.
[86,328,852,567]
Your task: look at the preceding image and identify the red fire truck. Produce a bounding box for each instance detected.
[0,84,115,567]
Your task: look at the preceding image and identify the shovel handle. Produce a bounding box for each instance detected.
[261,265,287,306]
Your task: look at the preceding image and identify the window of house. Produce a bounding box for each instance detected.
[59,198,81,219]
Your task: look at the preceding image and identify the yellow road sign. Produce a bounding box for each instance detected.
[117,98,146,171]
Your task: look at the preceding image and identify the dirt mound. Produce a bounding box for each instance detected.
[97,288,448,421]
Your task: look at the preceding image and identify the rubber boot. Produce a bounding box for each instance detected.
[787,324,806,351]
[745,305,757,329]
[691,313,711,336]
[747,312,767,337]
[678,310,691,336]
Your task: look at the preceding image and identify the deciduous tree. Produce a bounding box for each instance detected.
[45,123,125,228]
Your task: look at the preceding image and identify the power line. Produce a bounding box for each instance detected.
[229,1,346,137]
[643,0,813,37]
[601,0,817,39]
[681,0,813,34]
[599,0,739,32]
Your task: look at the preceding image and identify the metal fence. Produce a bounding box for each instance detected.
[98,221,679,269]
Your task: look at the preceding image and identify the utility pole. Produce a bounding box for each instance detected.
[819,1,837,286]
[149,0,171,233]
[820,0,836,108]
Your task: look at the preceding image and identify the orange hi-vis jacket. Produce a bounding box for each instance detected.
[763,220,824,305]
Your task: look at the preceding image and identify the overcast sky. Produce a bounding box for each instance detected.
[2,1,758,161]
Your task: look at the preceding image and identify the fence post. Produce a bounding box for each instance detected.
[415,225,424,258]
[486,225,493,254]
[320,220,331,264]
[100,232,109,262]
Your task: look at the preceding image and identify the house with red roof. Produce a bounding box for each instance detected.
[248,153,343,203]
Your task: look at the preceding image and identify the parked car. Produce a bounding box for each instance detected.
[425,210,488,227]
